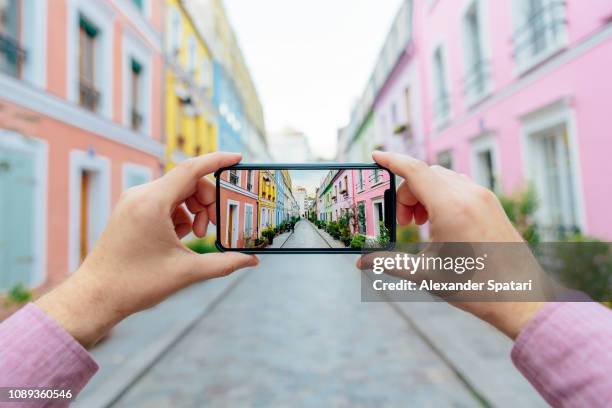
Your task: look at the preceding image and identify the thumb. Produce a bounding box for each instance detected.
[187,252,259,281]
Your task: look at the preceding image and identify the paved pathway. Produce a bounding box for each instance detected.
[281,220,336,249]
[110,254,514,407]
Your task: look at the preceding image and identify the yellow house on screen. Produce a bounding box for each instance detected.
[258,170,277,232]
[164,0,217,170]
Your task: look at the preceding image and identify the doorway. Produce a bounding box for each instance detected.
[372,199,385,237]
[226,201,239,248]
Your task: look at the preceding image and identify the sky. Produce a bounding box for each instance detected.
[289,169,329,196]
[224,0,403,159]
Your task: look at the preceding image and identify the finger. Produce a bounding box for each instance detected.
[172,206,193,239]
[396,204,414,225]
[193,211,209,237]
[194,177,216,207]
[414,203,429,225]
[185,196,206,214]
[187,252,259,281]
[158,152,241,207]
[207,202,217,225]
[397,180,419,207]
[372,151,442,210]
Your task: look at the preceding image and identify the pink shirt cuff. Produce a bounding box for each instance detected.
[511,302,612,407]
[0,303,99,406]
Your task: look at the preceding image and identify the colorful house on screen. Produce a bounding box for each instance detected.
[275,170,285,225]
[0,0,164,291]
[258,169,276,233]
[164,0,217,170]
[354,169,390,238]
[219,169,259,248]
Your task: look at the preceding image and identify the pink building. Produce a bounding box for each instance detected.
[353,168,391,238]
[341,0,612,240]
[330,169,354,221]
[418,0,612,240]
[0,0,164,290]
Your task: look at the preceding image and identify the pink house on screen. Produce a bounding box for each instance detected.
[353,168,391,238]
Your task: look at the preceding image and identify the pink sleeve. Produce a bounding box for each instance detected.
[511,302,612,407]
[0,303,98,407]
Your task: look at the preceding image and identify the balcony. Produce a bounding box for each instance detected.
[512,1,567,73]
[463,59,491,105]
[0,32,26,78]
[79,81,100,112]
[131,109,143,131]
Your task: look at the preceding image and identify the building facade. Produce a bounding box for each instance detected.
[0,0,164,290]
[258,169,276,233]
[164,0,217,170]
[339,0,612,240]
[218,168,259,248]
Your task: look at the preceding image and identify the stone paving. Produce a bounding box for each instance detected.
[281,220,343,249]
[114,254,484,407]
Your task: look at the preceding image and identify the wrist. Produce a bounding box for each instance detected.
[35,267,123,348]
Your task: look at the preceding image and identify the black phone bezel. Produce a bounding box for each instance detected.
[214,163,396,254]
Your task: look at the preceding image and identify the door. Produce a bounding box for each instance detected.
[227,203,238,247]
[372,200,384,237]
[0,147,36,290]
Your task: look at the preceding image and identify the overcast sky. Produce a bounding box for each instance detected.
[289,169,329,196]
[224,0,403,159]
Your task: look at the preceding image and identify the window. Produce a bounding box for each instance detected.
[244,205,253,239]
[78,16,100,111]
[357,169,364,190]
[471,135,498,191]
[200,57,211,89]
[372,169,382,184]
[437,150,454,170]
[130,59,143,131]
[247,169,254,192]
[358,202,366,234]
[462,1,489,102]
[166,8,181,56]
[187,36,197,73]
[433,47,450,126]
[528,123,579,238]
[0,0,25,77]
[512,0,567,72]
[229,169,239,186]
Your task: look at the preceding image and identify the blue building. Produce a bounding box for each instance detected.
[212,61,246,155]
[275,170,285,226]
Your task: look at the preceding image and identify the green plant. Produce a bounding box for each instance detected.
[397,225,420,243]
[377,222,390,247]
[327,221,340,239]
[5,283,32,306]
[498,186,540,245]
[186,237,219,254]
[262,227,276,244]
[554,233,612,303]
[350,234,367,249]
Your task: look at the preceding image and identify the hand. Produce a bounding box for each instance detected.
[366,151,544,339]
[36,152,259,348]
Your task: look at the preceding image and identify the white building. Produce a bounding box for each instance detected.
[294,186,308,218]
[268,128,314,163]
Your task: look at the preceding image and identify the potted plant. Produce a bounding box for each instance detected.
[262,228,276,244]
[350,234,366,249]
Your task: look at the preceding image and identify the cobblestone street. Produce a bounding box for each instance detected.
[281,220,344,249]
[91,253,544,408]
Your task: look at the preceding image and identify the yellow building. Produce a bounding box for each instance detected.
[258,170,276,233]
[164,0,217,170]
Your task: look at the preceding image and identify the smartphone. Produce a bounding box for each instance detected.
[215,164,396,254]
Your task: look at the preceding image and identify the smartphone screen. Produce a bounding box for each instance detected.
[215,164,396,253]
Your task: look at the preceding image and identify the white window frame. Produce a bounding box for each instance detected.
[470,133,500,191]
[122,25,153,136]
[165,6,181,57]
[20,0,48,87]
[68,150,111,272]
[66,0,115,118]
[371,198,385,238]
[0,130,48,287]
[511,0,568,75]
[122,162,153,191]
[520,99,585,234]
[431,43,452,129]
[461,0,493,107]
